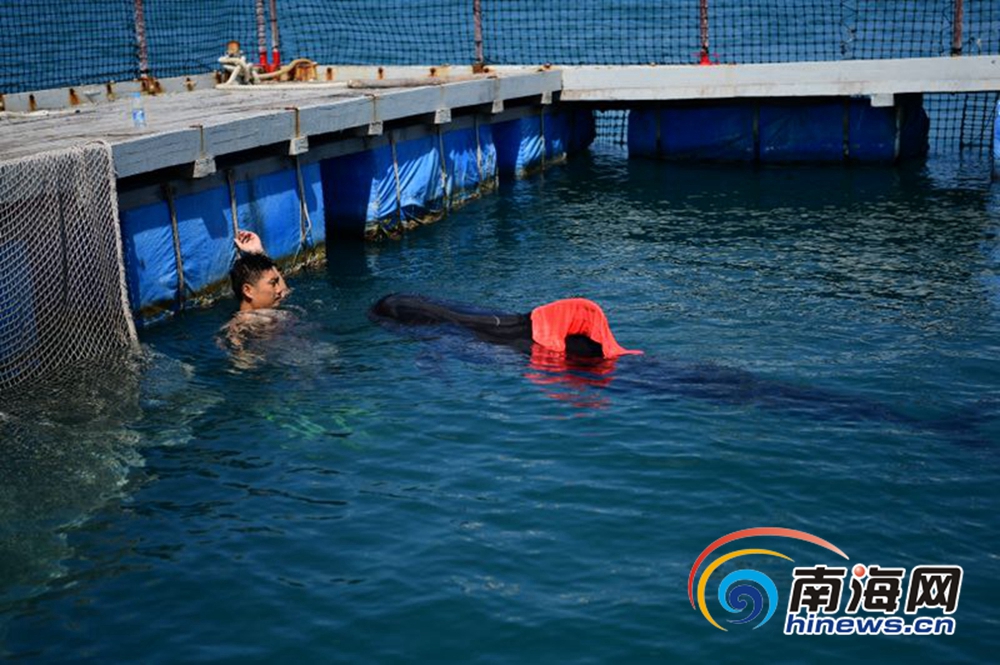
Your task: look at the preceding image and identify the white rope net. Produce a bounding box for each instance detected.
[0,141,137,393]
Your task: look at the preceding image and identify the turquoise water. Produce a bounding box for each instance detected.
[2,151,1000,661]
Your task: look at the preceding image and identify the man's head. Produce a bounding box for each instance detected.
[230,253,286,311]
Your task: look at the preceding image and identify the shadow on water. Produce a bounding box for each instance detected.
[0,348,216,607]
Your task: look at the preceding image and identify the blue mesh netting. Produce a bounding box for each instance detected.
[2,1,998,94]
[0,0,136,93]
[143,0,256,79]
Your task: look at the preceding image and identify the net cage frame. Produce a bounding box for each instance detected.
[0,141,139,394]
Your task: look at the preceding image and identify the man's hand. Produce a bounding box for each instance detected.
[235,229,265,255]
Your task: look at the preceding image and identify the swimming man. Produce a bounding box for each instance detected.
[222,230,292,352]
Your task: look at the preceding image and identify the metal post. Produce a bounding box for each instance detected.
[699,0,710,64]
[256,0,268,69]
[952,0,964,56]
[473,0,485,71]
[133,0,149,79]
[269,0,281,70]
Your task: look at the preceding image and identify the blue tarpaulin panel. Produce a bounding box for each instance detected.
[479,123,499,183]
[234,163,325,254]
[848,101,896,162]
[236,169,306,260]
[545,110,569,160]
[323,126,501,236]
[629,106,754,160]
[321,144,398,237]
[173,185,236,297]
[630,98,928,163]
[627,109,659,158]
[299,162,326,246]
[443,126,484,204]
[666,105,755,161]
[760,101,844,162]
[481,110,590,178]
[120,201,178,318]
[569,109,597,152]
[396,135,445,224]
[494,115,545,176]
[320,149,376,238]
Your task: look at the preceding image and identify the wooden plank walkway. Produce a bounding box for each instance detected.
[3,57,997,179]
[0,70,560,178]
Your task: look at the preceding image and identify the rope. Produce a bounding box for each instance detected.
[389,133,403,231]
[226,169,239,240]
[539,107,547,169]
[217,55,259,85]
[293,155,314,255]
[437,126,450,212]
[474,115,484,183]
[162,183,186,308]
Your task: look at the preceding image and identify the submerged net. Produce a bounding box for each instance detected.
[0,142,138,394]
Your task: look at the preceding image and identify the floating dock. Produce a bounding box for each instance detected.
[2,58,1000,331]
[0,68,562,178]
[0,68,594,326]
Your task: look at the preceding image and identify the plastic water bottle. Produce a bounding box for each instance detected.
[130,92,147,129]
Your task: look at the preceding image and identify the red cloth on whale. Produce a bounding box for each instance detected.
[529,298,643,358]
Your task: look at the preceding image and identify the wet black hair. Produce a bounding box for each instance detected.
[230,253,277,301]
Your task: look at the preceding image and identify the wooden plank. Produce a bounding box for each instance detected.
[319,65,471,81]
[373,86,441,122]
[297,97,374,136]
[440,78,496,109]
[496,70,562,100]
[112,129,203,178]
[560,56,1000,101]
[0,71,559,177]
[200,109,297,156]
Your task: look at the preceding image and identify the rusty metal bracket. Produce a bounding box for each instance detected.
[286,107,309,155]
[140,76,163,95]
[190,124,217,178]
[434,108,452,124]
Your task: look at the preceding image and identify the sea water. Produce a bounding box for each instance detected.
[1,150,998,662]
